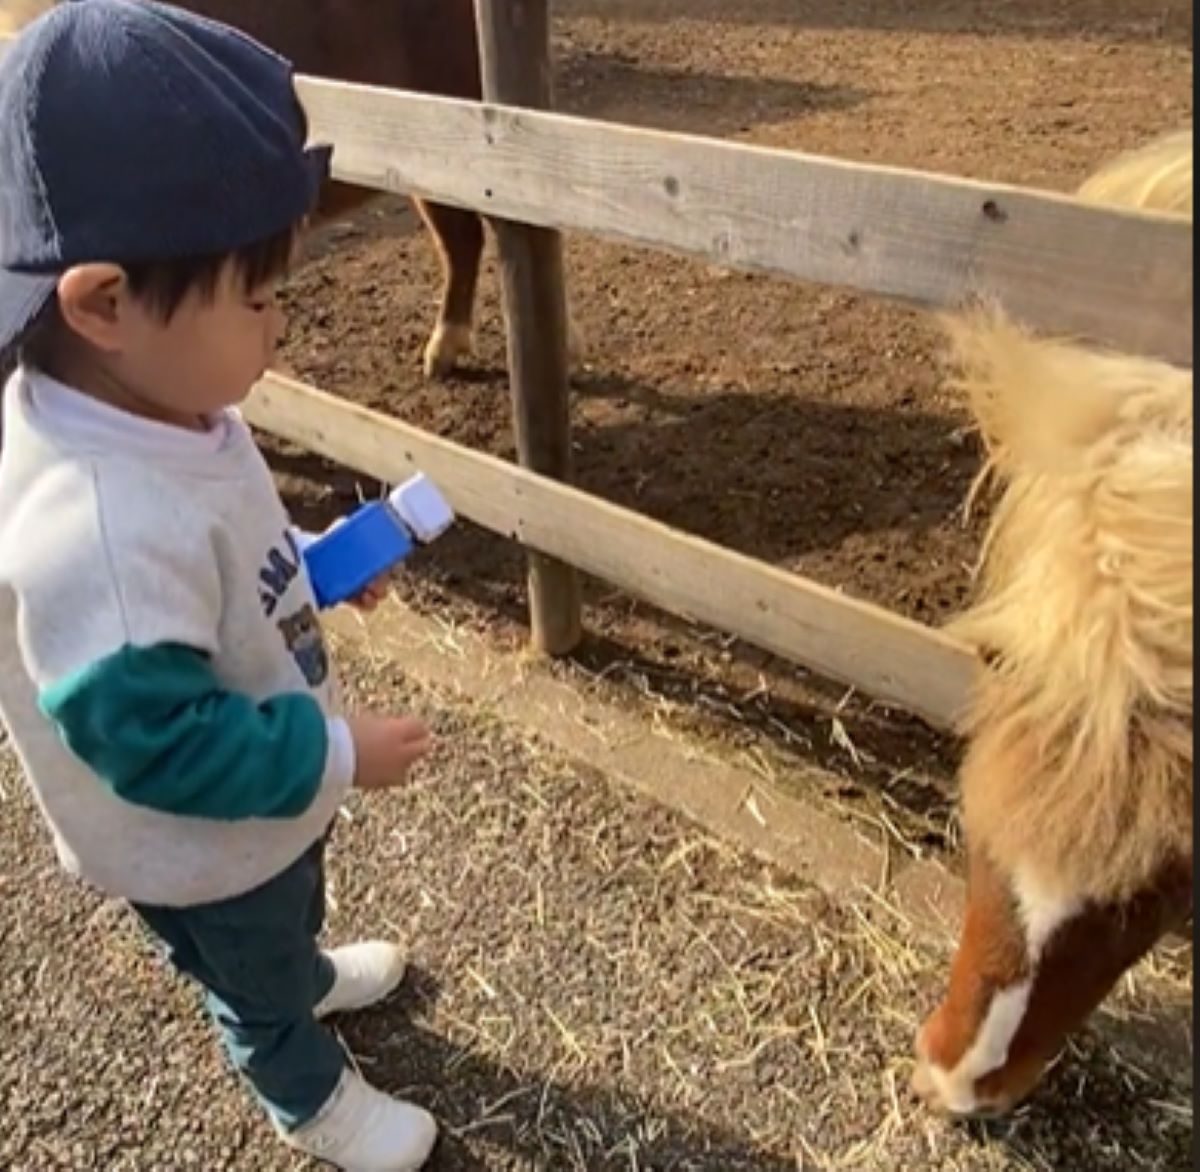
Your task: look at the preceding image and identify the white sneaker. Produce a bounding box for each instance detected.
[314,941,407,1019]
[283,1067,438,1171]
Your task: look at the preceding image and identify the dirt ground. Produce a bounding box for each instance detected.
[266,0,1195,862]
[1,655,1193,1171]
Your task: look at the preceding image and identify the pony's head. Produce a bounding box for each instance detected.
[914,126,1194,1117]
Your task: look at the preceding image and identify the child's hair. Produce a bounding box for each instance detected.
[124,223,300,320]
[10,221,301,373]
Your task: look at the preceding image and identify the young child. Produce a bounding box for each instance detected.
[0,4,438,1169]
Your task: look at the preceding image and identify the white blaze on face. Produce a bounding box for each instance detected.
[921,868,1083,1115]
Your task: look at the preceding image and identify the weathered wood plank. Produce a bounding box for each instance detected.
[293,76,1192,368]
[245,373,980,729]
[0,34,1187,363]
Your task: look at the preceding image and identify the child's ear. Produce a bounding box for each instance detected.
[55,263,132,352]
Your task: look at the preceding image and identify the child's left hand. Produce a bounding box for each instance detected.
[348,574,391,612]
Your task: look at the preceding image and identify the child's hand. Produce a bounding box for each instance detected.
[310,517,390,611]
[348,713,433,790]
[348,574,390,612]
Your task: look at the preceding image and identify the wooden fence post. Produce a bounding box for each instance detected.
[473,0,582,655]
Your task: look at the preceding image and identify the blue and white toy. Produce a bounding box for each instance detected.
[301,473,455,610]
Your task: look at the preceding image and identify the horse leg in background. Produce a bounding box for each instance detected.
[302,160,486,382]
[416,196,590,379]
[414,198,485,380]
[914,836,1192,1116]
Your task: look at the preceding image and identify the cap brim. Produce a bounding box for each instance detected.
[0,269,56,356]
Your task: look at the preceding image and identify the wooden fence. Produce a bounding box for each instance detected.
[0,7,1191,731]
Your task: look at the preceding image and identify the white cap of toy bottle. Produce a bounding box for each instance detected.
[388,473,456,543]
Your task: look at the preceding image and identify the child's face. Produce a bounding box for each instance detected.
[52,258,289,429]
[119,265,288,424]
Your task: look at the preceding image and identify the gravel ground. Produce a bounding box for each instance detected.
[1,652,1192,1171]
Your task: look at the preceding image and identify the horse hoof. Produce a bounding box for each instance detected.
[423,322,473,379]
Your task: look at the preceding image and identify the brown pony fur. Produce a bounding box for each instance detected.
[941,128,1194,908]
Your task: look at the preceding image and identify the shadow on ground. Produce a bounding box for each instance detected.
[336,967,800,1171]
[332,961,1193,1172]
[556,48,872,132]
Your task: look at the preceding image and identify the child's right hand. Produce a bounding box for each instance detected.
[347,714,433,790]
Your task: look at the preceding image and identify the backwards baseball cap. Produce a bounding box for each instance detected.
[0,0,332,352]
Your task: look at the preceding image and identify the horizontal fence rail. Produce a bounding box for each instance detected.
[245,374,980,730]
[294,77,1193,369]
[0,38,1189,368]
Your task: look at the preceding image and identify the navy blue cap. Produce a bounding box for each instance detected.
[0,0,332,350]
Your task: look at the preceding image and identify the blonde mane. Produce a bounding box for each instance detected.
[1076,127,1193,217]
[943,128,1194,905]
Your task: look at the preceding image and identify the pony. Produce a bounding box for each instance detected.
[0,0,563,380]
[913,126,1193,1116]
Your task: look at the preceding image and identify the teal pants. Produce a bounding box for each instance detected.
[131,836,345,1131]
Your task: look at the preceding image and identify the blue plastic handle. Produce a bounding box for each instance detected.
[302,501,414,609]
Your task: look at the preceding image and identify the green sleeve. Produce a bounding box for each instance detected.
[38,641,332,821]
